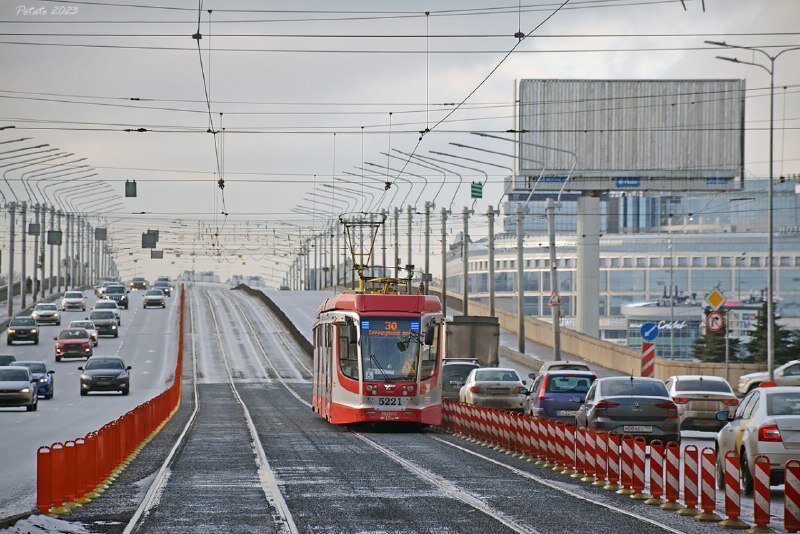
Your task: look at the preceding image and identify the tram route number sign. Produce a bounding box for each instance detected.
[707,312,724,332]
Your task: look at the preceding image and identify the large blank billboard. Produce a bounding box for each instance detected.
[518,79,745,192]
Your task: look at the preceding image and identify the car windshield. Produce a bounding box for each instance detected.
[602,378,669,397]
[0,355,16,365]
[65,292,83,299]
[443,364,479,380]
[90,311,114,320]
[10,318,36,326]
[106,286,124,294]
[16,361,46,373]
[70,322,94,329]
[0,368,29,381]
[767,393,800,416]
[675,379,732,393]
[85,359,124,370]
[59,330,88,340]
[546,374,596,393]
[474,369,520,382]
[146,290,163,296]
[360,317,420,381]
[96,302,116,309]
[36,304,57,311]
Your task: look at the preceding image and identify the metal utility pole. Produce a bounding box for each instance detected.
[32,204,39,301]
[440,208,448,310]
[462,207,470,316]
[335,223,341,286]
[313,234,318,290]
[48,208,54,296]
[381,209,387,278]
[516,203,525,353]
[487,205,497,317]
[40,205,47,295]
[668,239,675,360]
[7,202,16,318]
[546,198,561,361]
[56,211,62,294]
[393,207,400,277]
[21,202,28,309]
[424,201,431,294]
[406,205,413,275]
[329,226,334,288]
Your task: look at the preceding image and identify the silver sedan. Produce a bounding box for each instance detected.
[716,385,800,495]
[665,375,738,431]
[458,367,528,412]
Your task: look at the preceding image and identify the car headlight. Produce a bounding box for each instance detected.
[20,387,30,393]
[31,329,37,334]
[117,371,128,379]
[54,313,59,317]
[111,325,117,330]
[8,329,15,334]
[39,378,47,383]
[80,374,90,380]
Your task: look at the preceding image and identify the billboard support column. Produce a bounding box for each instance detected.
[576,193,600,338]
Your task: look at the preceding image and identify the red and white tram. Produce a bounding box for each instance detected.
[312,292,444,424]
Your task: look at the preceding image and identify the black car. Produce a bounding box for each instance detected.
[442,359,481,400]
[7,316,40,345]
[0,354,17,366]
[87,311,119,338]
[79,356,131,395]
[104,285,129,309]
[129,277,147,291]
[152,281,172,297]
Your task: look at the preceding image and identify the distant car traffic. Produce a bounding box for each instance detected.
[737,360,800,396]
[716,385,800,494]
[441,359,480,400]
[575,376,680,444]
[87,310,118,338]
[530,360,592,380]
[0,354,16,366]
[459,367,528,412]
[152,280,172,297]
[69,320,98,346]
[130,277,147,291]
[79,357,131,396]
[0,366,39,411]
[664,375,738,431]
[143,289,166,309]
[54,328,93,362]
[61,291,87,311]
[7,316,39,345]
[95,280,115,298]
[525,370,597,423]
[103,284,129,309]
[13,360,54,399]
[93,300,121,325]
[32,303,60,325]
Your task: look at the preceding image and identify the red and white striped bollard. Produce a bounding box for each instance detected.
[785,459,800,533]
[645,440,665,505]
[660,441,682,511]
[719,450,749,529]
[695,447,721,521]
[604,432,621,491]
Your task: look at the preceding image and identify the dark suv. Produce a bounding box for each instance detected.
[104,285,129,309]
[7,316,40,345]
[130,277,147,291]
[442,359,481,400]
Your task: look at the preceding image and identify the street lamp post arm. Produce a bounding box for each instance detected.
[341,171,392,210]
[395,150,461,211]
[2,152,72,202]
[361,162,419,208]
[321,184,374,211]
[41,172,96,208]
[383,151,432,207]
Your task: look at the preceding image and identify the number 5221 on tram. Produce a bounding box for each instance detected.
[312,293,443,425]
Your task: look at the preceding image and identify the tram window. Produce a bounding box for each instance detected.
[338,324,359,380]
[420,323,440,379]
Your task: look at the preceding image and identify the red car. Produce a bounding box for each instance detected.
[54,328,93,362]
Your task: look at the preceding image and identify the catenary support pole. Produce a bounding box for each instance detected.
[516,203,525,353]
[546,198,562,361]
[487,205,497,317]
[576,193,600,337]
[7,202,16,318]
[441,208,448,310]
[462,206,470,316]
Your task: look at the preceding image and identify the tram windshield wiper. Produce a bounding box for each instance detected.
[368,353,392,383]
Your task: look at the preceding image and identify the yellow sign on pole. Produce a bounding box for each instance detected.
[706,288,726,311]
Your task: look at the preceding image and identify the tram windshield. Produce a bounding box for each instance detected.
[360,317,420,381]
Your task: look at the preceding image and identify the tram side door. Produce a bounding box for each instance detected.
[324,324,334,418]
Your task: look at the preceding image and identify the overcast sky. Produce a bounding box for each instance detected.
[1,0,798,284]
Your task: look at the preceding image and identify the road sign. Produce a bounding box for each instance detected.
[548,290,563,307]
[641,322,659,341]
[470,181,483,199]
[641,342,655,378]
[706,288,726,311]
[707,312,724,332]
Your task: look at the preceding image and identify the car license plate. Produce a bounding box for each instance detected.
[558,410,578,416]
[373,397,408,411]
[623,425,653,432]
[449,380,463,386]
[97,381,111,386]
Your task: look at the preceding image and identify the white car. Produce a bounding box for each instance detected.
[31,303,60,325]
[737,360,800,396]
[458,367,528,412]
[92,300,121,325]
[716,385,800,495]
[69,320,98,346]
[61,291,87,311]
[143,289,166,309]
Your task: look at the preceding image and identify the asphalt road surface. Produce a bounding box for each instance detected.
[0,288,179,519]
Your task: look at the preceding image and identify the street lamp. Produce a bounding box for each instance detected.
[705,40,800,380]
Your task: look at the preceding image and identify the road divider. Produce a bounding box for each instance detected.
[440,399,800,531]
[36,285,185,516]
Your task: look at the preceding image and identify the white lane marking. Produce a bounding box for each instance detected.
[124,287,199,534]
[204,289,299,534]
[352,432,537,534]
[429,435,686,534]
